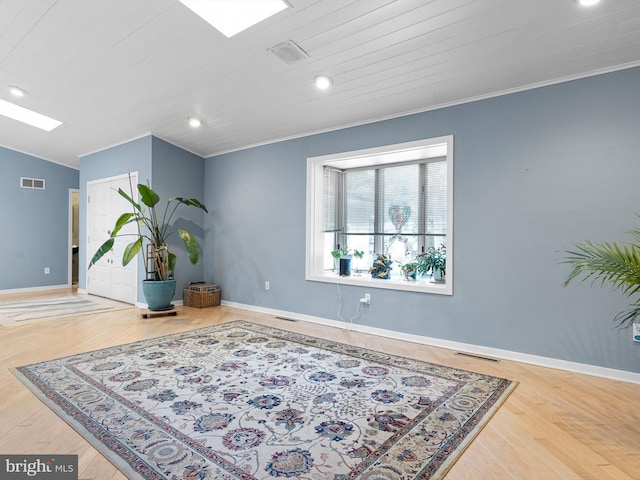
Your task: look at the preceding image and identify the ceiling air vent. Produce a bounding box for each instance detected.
[21,177,46,189]
[268,40,309,64]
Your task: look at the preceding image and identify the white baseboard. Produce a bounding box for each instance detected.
[221,300,640,385]
[0,284,71,295]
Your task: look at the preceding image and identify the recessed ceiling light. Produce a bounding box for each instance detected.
[179,0,289,38]
[314,75,333,90]
[575,0,601,6]
[9,86,26,97]
[188,116,203,128]
[0,99,62,131]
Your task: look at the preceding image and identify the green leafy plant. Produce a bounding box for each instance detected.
[416,244,446,279]
[399,261,418,280]
[89,179,208,281]
[331,246,364,259]
[562,229,640,328]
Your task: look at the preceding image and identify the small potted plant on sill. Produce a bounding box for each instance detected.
[331,246,364,276]
[416,244,446,282]
[89,177,208,311]
[399,261,418,281]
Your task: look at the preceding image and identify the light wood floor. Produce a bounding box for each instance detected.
[1,289,638,480]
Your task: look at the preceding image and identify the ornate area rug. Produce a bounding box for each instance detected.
[13,320,516,479]
[0,294,130,325]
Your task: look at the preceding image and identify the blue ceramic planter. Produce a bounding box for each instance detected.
[142,279,176,311]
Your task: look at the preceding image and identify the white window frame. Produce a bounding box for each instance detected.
[306,136,453,295]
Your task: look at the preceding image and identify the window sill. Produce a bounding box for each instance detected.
[306,271,452,295]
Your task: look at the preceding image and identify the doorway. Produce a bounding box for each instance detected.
[68,189,79,286]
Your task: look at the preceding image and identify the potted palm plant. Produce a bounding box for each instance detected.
[562,228,640,328]
[89,179,208,311]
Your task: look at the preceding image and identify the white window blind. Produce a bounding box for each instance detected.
[325,158,446,270]
[425,160,447,240]
[323,167,342,233]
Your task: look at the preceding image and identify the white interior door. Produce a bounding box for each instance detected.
[87,173,138,304]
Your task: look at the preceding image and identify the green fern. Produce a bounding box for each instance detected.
[562,230,640,328]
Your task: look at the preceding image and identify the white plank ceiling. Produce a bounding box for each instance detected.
[1,0,640,169]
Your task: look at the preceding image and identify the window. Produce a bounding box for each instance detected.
[306,136,453,295]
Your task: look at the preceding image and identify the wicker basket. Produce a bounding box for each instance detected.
[183,284,220,308]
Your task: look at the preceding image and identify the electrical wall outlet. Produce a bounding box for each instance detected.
[44,267,50,274]
[633,323,640,343]
[360,293,371,304]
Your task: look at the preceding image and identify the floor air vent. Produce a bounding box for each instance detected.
[455,352,499,362]
[275,316,298,322]
[21,177,45,189]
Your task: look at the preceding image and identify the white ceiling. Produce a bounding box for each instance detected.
[1,0,640,170]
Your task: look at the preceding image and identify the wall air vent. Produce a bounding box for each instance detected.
[268,40,309,64]
[21,177,45,189]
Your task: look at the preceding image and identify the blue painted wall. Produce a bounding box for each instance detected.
[3,67,638,374]
[204,67,640,374]
[151,137,207,296]
[0,147,78,290]
[79,136,153,301]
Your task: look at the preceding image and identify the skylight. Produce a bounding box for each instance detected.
[179,0,289,38]
[0,99,62,131]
